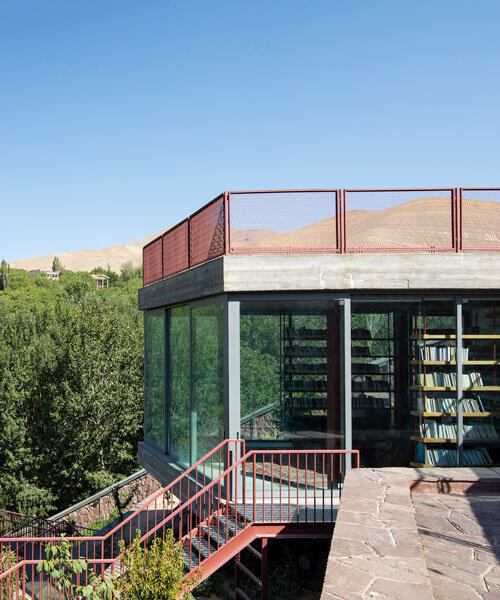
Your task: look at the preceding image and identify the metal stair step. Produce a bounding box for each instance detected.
[233,503,338,522]
[187,534,216,562]
[214,514,247,537]
[182,546,200,571]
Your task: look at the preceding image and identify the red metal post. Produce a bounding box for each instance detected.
[224,192,230,255]
[261,538,268,600]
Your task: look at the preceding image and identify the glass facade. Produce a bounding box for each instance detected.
[144,312,165,450]
[143,295,500,471]
[168,306,190,466]
[192,304,224,462]
[240,300,344,449]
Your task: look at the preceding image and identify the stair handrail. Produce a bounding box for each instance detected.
[130,448,361,572]
[0,439,244,569]
[0,447,359,595]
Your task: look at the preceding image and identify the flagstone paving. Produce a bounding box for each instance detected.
[321,468,500,600]
[414,493,500,599]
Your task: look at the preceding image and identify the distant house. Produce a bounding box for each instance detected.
[28,269,60,281]
[91,274,109,289]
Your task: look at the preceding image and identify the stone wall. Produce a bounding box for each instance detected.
[53,471,162,530]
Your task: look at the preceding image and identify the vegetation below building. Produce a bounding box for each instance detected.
[0,263,144,516]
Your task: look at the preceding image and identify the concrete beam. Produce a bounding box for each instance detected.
[139,252,500,311]
[138,258,224,310]
[222,252,500,292]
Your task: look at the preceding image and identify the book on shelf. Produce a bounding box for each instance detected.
[464,423,497,439]
[285,396,326,410]
[285,346,327,357]
[284,327,325,339]
[287,363,326,374]
[352,363,383,374]
[415,372,484,387]
[416,396,485,413]
[418,346,469,361]
[419,422,498,439]
[352,394,387,409]
[352,377,390,392]
[424,447,492,467]
[352,346,371,358]
[285,380,327,392]
[351,328,372,340]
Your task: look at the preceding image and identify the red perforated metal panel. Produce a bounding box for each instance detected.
[143,237,163,286]
[163,220,189,277]
[461,188,500,250]
[189,195,225,267]
[343,189,455,252]
[228,190,339,254]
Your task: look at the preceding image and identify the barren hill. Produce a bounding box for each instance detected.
[11,197,498,274]
[11,232,164,273]
[231,197,499,250]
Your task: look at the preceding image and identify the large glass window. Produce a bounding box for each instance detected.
[240,300,343,448]
[169,306,190,466]
[192,303,224,461]
[461,300,500,466]
[144,312,165,450]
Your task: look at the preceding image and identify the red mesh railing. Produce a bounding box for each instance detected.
[343,189,456,252]
[163,220,189,277]
[461,188,500,250]
[189,195,225,267]
[142,187,499,287]
[143,236,163,286]
[228,190,339,253]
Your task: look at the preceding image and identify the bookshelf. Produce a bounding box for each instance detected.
[351,313,396,466]
[410,303,500,467]
[461,303,500,466]
[282,323,328,426]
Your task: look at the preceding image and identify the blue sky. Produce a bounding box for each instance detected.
[1,0,499,262]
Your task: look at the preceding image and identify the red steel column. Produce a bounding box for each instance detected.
[261,538,268,600]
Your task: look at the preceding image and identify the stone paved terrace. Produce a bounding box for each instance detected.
[321,467,500,600]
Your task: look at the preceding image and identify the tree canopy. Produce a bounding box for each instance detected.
[0,267,144,515]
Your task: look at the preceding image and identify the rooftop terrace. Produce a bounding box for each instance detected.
[143,188,500,287]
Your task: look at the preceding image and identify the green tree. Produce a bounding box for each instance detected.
[0,259,10,290]
[0,268,143,515]
[52,256,63,272]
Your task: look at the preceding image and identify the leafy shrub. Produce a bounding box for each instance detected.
[119,530,200,600]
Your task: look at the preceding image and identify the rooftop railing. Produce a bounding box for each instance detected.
[143,187,500,286]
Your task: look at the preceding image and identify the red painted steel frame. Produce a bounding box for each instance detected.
[0,446,359,599]
[143,186,500,287]
[162,218,189,277]
[343,188,457,252]
[0,440,244,570]
[460,187,500,251]
[227,189,341,255]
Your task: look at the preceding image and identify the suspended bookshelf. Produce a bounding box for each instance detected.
[410,303,500,467]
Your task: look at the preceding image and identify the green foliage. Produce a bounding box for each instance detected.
[52,256,63,272]
[59,270,96,300]
[1,546,18,596]
[0,267,143,515]
[119,530,199,600]
[0,260,10,290]
[37,536,119,600]
[119,261,139,282]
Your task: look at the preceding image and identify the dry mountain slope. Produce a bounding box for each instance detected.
[233,197,499,250]
[11,231,164,273]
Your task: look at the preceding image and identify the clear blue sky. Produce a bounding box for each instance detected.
[1,0,499,262]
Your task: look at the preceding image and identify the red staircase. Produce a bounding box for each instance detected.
[0,441,359,599]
